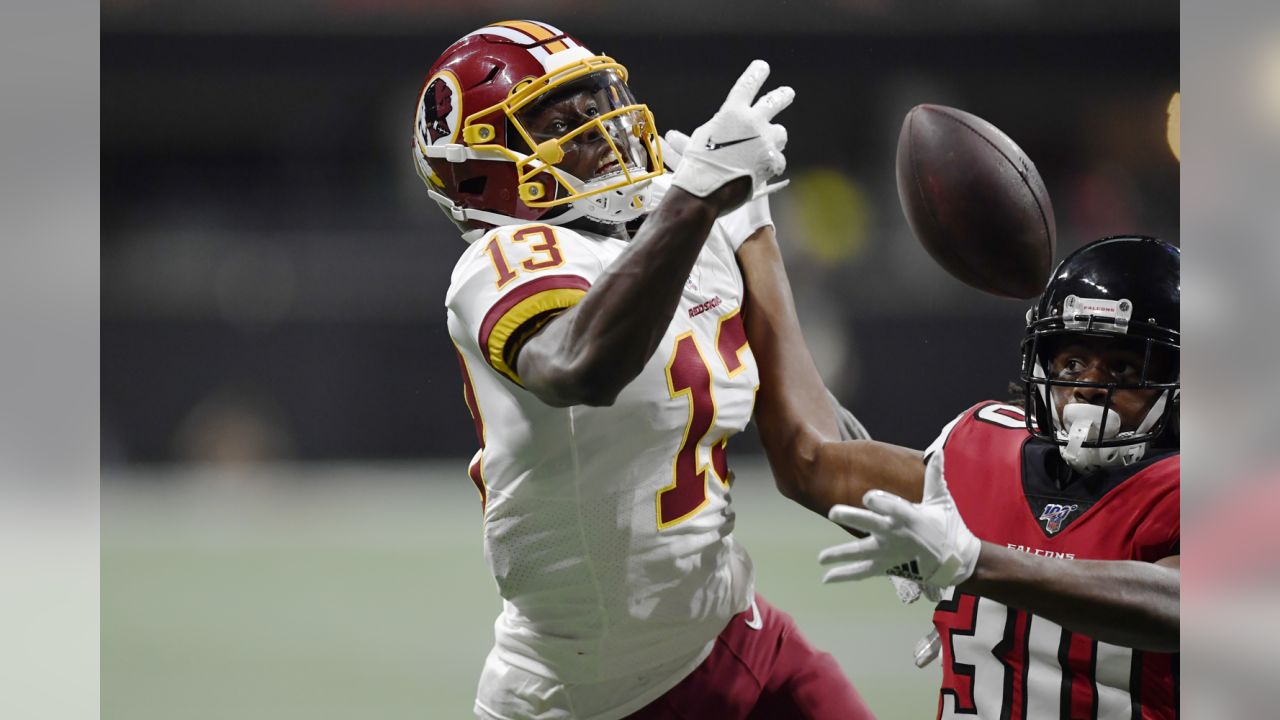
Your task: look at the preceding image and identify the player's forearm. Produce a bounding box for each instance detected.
[961,543,1179,652]
[737,231,924,514]
[518,184,742,407]
[801,440,925,516]
[737,228,842,500]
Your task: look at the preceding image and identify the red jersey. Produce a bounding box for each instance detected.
[928,401,1179,720]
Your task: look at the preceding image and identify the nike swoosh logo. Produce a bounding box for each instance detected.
[704,135,759,151]
[744,598,763,630]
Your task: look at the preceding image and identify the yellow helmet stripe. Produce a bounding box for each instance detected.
[492,19,570,54]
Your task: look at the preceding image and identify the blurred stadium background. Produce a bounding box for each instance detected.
[102,1,1177,717]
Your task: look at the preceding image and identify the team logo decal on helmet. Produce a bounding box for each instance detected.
[419,72,461,145]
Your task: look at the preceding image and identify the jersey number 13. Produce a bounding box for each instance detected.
[657,311,749,529]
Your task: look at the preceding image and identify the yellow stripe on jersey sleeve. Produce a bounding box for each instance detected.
[484,286,587,386]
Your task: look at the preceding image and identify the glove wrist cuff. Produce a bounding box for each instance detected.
[670,157,751,198]
[929,535,981,587]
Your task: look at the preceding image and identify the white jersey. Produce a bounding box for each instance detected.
[446,220,760,720]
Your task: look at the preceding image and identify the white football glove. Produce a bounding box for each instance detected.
[819,450,982,587]
[648,129,788,251]
[823,393,942,607]
[670,59,792,201]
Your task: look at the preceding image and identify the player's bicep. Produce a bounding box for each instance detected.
[508,308,584,404]
[479,275,592,388]
[1155,555,1179,569]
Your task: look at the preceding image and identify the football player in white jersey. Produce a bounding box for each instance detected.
[413,20,873,720]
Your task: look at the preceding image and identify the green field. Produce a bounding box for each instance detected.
[103,460,940,718]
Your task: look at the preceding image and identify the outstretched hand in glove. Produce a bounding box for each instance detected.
[819,450,982,588]
[669,59,792,211]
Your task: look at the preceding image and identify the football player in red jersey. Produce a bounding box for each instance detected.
[736,234,1179,719]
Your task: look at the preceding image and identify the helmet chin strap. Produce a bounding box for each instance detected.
[425,175,650,245]
[1132,388,1174,436]
[424,186,591,244]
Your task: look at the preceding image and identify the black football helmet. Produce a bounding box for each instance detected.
[1021,236,1180,472]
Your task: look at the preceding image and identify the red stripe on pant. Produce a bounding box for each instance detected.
[625,594,875,720]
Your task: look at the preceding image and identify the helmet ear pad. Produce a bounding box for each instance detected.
[419,95,556,227]
[435,158,559,225]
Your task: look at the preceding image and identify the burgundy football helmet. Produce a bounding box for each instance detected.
[413,21,663,241]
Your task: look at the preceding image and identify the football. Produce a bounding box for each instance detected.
[895,104,1056,299]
